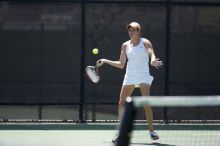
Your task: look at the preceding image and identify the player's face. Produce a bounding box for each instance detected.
[128,27,139,38]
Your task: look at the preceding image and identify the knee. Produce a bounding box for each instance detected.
[144,106,153,111]
[118,99,125,107]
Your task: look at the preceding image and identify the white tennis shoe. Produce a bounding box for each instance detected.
[112,135,118,143]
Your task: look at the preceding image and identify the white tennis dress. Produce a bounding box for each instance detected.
[122,38,153,86]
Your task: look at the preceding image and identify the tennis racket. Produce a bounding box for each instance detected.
[85,65,100,83]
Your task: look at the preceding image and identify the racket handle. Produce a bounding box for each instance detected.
[95,66,99,76]
[95,60,102,76]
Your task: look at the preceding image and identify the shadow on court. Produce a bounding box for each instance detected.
[130,142,176,146]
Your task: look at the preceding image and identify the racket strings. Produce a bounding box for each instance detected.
[86,66,100,83]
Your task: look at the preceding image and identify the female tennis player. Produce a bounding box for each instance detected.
[96,22,163,142]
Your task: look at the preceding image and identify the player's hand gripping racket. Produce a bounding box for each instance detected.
[85,64,100,83]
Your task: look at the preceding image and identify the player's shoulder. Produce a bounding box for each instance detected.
[141,38,153,49]
[121,40,129,49]
[123,40,130,46]
[142,38,151,44]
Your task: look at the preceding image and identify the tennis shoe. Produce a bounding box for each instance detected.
[112,134,118,143]
[150,130,159,140]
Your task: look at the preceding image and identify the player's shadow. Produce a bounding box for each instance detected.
[130,142,176,146]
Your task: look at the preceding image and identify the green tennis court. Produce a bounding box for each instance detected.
[0,123,219,146]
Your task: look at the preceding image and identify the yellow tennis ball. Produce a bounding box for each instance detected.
[92,48,99,55]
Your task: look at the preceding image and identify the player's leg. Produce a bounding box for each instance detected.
[118,85,135,120]
[139,83,159,140]
[112,85,135,143]
[139,83,153,130]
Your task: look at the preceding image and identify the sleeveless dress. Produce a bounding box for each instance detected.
[122,38,153,86]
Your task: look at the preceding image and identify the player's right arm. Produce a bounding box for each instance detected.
[96,43,127,69]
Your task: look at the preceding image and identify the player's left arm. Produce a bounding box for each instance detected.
[143,38,163,69]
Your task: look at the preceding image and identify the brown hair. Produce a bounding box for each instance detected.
[126,22,141,32]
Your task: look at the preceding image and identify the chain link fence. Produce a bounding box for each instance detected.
[0,0,220,123]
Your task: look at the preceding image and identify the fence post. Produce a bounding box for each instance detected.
[164,0,171,124]
[79,0,86,123]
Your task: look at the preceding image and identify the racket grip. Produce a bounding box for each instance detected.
[95,67,99,76]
